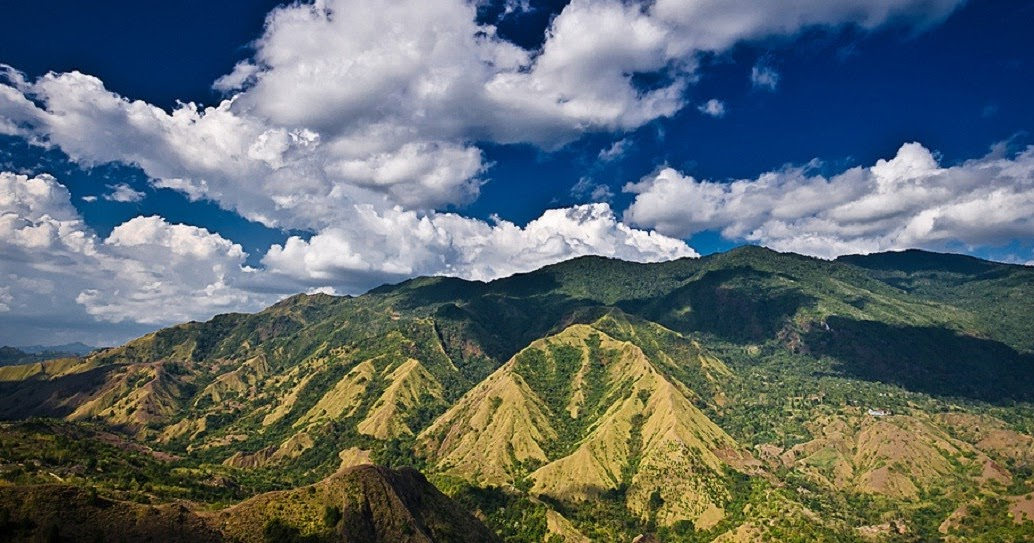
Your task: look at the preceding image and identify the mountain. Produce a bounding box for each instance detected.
[0,342,95,367]
[0,459,497,543]
[0,483,221,543]
[837,249,1034,353]
[1,247,1033,541]
[0,346,29,366]
[419,320,757,531]
[219,464,500,543]
[17,342,96,356]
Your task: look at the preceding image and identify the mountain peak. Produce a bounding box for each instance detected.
[219,464,500,543]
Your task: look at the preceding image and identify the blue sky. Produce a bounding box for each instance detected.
[0,0,1032,345]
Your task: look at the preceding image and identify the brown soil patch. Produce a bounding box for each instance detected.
[1011,493,1034,524]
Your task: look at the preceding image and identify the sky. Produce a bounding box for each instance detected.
[0,0,1032,346]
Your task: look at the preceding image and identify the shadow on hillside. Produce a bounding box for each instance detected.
[838,250,1000,276]
[388,277,489,308]
[434,289,592,362]
[806,317,1034,404]
[0,365,117,419]
[486,270,570,299]
[625,267,818,344]
[403,267,819,356]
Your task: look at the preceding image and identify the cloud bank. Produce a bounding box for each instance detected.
[0,172,269,344]
[262,203,695,292]
[624,142,1034,258]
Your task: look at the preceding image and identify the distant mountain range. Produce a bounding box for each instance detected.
[0,247,1032,542]
[0,342,95,366]
[16,342,96,356]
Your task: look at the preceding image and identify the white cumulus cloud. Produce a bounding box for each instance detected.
[697,99,726,117]
[262,203,696,293]
[0,171,274,344]
[624,142,1034,258]
[102,183,145,203]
